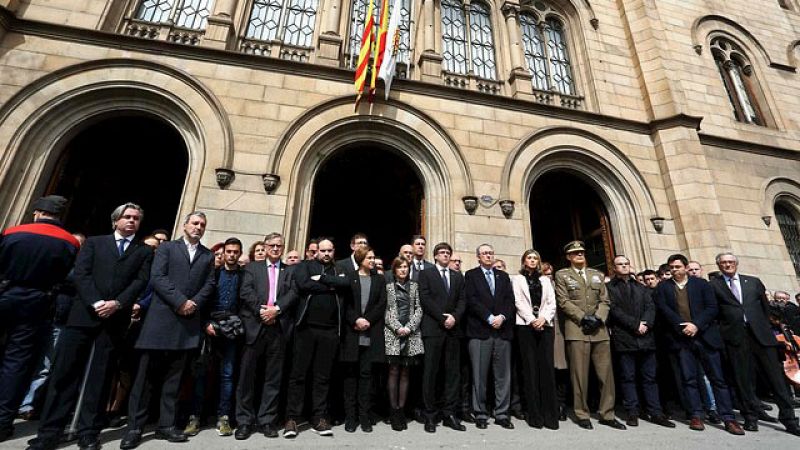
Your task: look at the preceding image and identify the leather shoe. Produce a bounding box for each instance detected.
[559,406,567,422]
[511,410,527,421]
[724,420,745,436]
[460,412,475,423]
[154,427,188,442]
[650,415,676,428]
[443,415,466,431]
[577,419,593,430]
[344,417,358,433]
[495,418,514,429]
[743,420,758,432]
[475,419,488,429]
[784,421,800,436]
[706,410,722,424]
[760,402,773,411]
[78,435,101,450]
[626,415,638,427]
[424,420,436,433]
[235,425,253,440]
[689,417,705,431]
[26,436,59,450]
[758,410,778,423]
[263,426,279,438]
[119,429,142,449]
[599,419,626,430]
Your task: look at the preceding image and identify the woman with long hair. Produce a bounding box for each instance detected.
[510,249,559,429]
[384,257,424,430]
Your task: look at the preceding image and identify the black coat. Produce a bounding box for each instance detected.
[340,272,386,363]
[292,259,350,332]
[135,239,215,351]
[418,266,466,338]
[238,260,298,345]
[68,235,153,333]
[710,274,779,347]
[0,219,79,292]
[654,277,723,350]
[607,277,656,352]
[463,266,516,340]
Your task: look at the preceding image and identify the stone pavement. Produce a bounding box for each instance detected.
[2,413,798,450]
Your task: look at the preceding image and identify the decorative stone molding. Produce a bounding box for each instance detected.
[317,34,343,66]
[462,196,478,215]
[262,173,281,194]
[215,168,235,189]
[650,216,665,233]
[499,200,515,219]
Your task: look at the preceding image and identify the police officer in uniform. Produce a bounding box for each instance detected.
[0,195,80,441]
[554,241,624,430]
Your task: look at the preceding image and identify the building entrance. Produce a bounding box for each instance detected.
[308,144,424,262]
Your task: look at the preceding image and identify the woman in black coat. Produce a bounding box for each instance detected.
[340,246,386,433]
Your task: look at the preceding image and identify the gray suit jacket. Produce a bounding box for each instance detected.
[136,239,215,350]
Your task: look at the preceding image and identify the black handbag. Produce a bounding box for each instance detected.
[210,311,245,340]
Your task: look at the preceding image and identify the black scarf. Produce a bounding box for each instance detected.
[524,270,542,308]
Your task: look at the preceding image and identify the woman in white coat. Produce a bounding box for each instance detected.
[511,249,558,429]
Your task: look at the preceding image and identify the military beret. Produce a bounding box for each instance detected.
[563,240,586,254]
[31,195,68,216]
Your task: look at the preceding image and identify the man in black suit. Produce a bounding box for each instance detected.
[283,238,350,438]
[120,212,215,449]
[235,232,298,439]
[28,203,152,450]
[710,252,800,435]
[409,235,434,281]
[336,232,368,276]
[464,244,516,430]
[654,254,744,435]
[418,242,466,432]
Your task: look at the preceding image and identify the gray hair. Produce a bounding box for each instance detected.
[184,211,207,224]
[715,252,737,265]
[110,202,144,230]
[475,243,493,256]
[264,232,284,243]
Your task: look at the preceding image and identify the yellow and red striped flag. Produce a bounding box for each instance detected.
[354,0,376,107]
[370,0,391,100]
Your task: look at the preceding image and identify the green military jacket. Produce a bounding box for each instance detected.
[554,266,610,342]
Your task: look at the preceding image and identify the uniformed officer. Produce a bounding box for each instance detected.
[0,195,80,441]
[554,241,624,430]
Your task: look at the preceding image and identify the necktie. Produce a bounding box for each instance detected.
[117,238,126,256]
[441,268,450,293]
[485,269,495,296]
[268,264,278,306]
[578,269,584,282]
[729,277,742,303]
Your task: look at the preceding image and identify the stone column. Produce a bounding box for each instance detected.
[318,0,345,66]
[202,0,239,50]
[501,1,532,98]
[418,0,443,83]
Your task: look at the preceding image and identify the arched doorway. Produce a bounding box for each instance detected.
[307,144,424,261]
[530,170,615,274]
[44,115,188,236]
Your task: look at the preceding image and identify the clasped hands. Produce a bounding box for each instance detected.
[177,299,197,316]
[680,322,698,337]
[354,317,371,331]
[530,317,546,331]
[443,313,456,330]
[93,299,120,319]
[580,315,602,334]
[260,305,279,324]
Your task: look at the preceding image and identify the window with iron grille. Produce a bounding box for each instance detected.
[710,37,764,126]
[244,0,318,46]
[347,0,412,71]
[441,0,496,80]
[135,0,214,30]
[520,10,574,95]
[776,204,800,278]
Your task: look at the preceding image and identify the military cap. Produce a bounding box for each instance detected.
[31,195,68,216]
[563,240,585,254]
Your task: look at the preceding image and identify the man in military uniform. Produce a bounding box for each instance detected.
[0,195,80,441]
[554,241,624,430]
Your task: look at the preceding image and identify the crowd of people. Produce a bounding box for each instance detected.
[1,195,800,450]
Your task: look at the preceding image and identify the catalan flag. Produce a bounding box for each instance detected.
[354,0,376,106]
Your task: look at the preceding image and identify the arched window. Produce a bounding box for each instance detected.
[710,37,764,126]
[776,203,800,277]
[441,0,496,80]
[135,0,214,30]
[519,9,575,95]
[347,0,413,72]
[245,0,318,47]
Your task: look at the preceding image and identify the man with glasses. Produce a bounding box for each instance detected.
[710,252,800,436]
[464,244,516,430]
[555,241,624,430]
[304,239,319,261]
[449,254,463,273]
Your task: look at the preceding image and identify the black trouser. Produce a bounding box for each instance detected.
[236,325,286,427]
[422,335,461,420]
[37,326,119,439]
[459,338,472,416]
[517,325,558,427]
[726,327,797,424]
[0,289,50,432]
[617,350,662,417]
[286,325,338,421]
[126,350,188,429]
[343,346,373,421]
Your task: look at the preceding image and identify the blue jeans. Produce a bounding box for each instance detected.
[676,340,734,421]
[192,338,237,417]
[19,324,62,413]
[617,350,662,416]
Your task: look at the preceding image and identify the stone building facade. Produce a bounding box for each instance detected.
[0,0,799,290]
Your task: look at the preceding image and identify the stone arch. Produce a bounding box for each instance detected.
[762,177,800,218]
[502,126,660,268]
[691,15,775,65]
[269,95,471,252]
[0,58,233,229]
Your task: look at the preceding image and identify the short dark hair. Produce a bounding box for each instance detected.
[412,234,426,244]
[224,237,243,250]
[641,269,657,277]
[306,238,319,249]
[152,229,169,238]
[433,242,452,255]
[666,254,688,267]
[350,232,368,245]
[657,263,671,276]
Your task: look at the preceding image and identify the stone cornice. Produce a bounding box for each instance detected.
[698,133,800,160]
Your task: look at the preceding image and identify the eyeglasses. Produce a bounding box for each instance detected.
[479,251,494,256]
[451,259,462,263]
[266,243,283,248]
